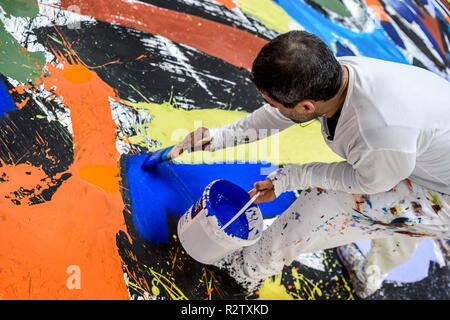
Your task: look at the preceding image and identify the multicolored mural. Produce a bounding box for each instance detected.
[0,0,448,300]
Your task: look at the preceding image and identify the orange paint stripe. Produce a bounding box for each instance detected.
[441,0,450,12]
[214,0,238,10]
[0,53,129,299]
[417,6,448,60]
[365,0,391,22]
[52,0,267,70]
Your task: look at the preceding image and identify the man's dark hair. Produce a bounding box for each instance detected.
[250,30,342,108]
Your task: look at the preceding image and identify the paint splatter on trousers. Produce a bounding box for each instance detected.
[241,179,450,281]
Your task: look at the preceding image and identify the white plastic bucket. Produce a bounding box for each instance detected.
[177,179,263,265]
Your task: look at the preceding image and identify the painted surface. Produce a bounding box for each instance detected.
[0,0,448,300]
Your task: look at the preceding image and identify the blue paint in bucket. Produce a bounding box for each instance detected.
[178,179,263,264]
[206,180,255,239]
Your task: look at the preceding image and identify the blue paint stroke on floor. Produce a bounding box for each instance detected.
[0,78,16,118]
[356,238,441,283]
[273,0,409,64]
[125,153,297,243]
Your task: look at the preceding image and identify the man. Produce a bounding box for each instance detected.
[168,31,450,298]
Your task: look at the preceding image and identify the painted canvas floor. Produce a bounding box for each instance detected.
[121,153,450,300]
[0,0,449,300]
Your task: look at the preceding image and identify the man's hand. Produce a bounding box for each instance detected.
[249,178,276,204]
[167,127,212,159]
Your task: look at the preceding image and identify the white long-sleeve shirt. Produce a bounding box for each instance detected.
[208,56,450,197]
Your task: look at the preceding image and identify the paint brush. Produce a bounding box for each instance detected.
[218,191,260,233]
[141,145,175,169]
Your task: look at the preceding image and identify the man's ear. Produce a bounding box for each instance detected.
[294,100,316,113]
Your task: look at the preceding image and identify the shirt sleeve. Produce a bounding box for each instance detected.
[267,149,417,197]
[207,104,295,151]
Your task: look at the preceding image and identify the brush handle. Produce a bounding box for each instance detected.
[219,191,260,232]
[160,145,174,161]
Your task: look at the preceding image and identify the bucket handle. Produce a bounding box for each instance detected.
[217,191,260,233]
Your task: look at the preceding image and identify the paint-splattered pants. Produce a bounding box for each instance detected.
[242,179,450,281]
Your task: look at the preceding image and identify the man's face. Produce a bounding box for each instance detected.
[261,92,318,124]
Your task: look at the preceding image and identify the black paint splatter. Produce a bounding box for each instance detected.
[0,75,73,205]
[34,22,265,112]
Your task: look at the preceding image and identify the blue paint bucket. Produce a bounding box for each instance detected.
[177,179,263,264]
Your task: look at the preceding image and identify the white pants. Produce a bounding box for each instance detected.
[242,179,450,280]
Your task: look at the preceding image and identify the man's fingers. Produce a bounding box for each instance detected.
[193,136,213,151]
[253,193,262,204]
[250,179,275,204]
[201,136,213,151]
[167,146,183,159]
[202,136,212,143]
[253,190,275,204]
[249,186,276,204]
[254,179,273,191]
[249,188,263,204]
[253,181,266,190]
[170,136,211,159]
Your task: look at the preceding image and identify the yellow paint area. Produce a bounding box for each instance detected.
[120,99,344,166]
[257,273,294,300]
[256,267,325,300]
[236,0,302,33]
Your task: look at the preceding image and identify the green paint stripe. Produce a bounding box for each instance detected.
[0,0,45,83]
[0,0,39,18]
[312,0,352,17]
